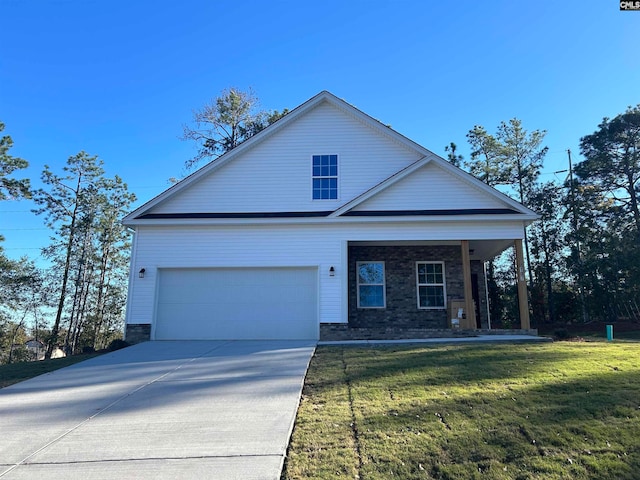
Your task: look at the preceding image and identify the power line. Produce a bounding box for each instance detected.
[2,228,48,231]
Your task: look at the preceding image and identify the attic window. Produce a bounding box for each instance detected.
[312,155,338,199]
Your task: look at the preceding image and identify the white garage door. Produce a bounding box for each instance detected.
[155,267,318,340]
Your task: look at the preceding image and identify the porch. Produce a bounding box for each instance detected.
[321,239,533,341]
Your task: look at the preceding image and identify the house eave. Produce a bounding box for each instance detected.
[122,213,539,228]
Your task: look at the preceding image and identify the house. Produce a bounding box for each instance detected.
[25,339,46,360]
[24,340,66,360]
[122,91,538,343]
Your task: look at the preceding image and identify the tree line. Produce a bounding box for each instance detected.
[447,106,640,328]
[0,88,637,363]
[0,125,136,361]
[0,88,285,363]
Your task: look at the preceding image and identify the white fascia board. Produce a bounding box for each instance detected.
[122,213,539,228]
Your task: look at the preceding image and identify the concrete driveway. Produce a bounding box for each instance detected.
[0,340,316,480]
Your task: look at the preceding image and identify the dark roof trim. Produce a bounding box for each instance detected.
[341,208,520,217]
[137,208,521,220]
[137,211,334,219]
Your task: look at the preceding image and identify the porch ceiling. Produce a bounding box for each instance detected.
[348,239,515,261]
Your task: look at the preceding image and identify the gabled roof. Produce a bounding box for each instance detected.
[330,155,537,219]
[123,91,538,226]
[123,91,439,225]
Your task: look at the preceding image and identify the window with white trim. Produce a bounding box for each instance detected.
[416,262,446,309]
[312,154,338,199]
[357,261,386,308]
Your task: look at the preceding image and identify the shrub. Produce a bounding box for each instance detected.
[107,339,129,352]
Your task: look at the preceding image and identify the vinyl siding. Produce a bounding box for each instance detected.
[147,102,422,214]
[352,162,509,211]
[126,220,526,327]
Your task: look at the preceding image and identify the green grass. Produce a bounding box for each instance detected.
[0,354,101,388]
[283,342,640,479]
[537,322,640,343]
[573,330,640,342]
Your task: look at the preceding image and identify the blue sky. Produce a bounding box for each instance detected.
[1,0,638,263]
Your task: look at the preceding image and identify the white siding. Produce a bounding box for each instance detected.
[147,102,422,214]
[353,162,509,211]
[126,220,527,328]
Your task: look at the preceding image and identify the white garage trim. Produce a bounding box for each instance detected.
[153,267,319,340]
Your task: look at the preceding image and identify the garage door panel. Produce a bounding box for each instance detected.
[155,268,318,340]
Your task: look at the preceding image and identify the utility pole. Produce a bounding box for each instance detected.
[567,149,589,323]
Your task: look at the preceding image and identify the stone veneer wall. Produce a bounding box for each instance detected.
[348,245,488,330]
[319,323,538,341]
[125,324,151,344]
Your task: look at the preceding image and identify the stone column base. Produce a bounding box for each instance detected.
[125,324,151,344]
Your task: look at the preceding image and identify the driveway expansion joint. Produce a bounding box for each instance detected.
[0,341,233,478]
[20,453,285,465]
[1,341,314,479]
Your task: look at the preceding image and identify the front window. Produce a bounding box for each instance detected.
[312,154,338,199]
[417,262,446,309]
[357,261,386,308]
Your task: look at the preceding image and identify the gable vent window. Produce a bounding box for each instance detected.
[312,154,338,199]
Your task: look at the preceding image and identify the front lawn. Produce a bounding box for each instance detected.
[0,354,101,388]
[283,342,640,479]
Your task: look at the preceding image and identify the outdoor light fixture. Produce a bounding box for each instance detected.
[139,268,146,278]
[329,266,335,277]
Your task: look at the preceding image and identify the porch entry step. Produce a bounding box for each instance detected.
[319,324,538,342]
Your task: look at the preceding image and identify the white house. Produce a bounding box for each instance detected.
[122,91,538,342]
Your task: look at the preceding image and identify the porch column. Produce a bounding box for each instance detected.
[460,240,476,328]
[514,239,531,329]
